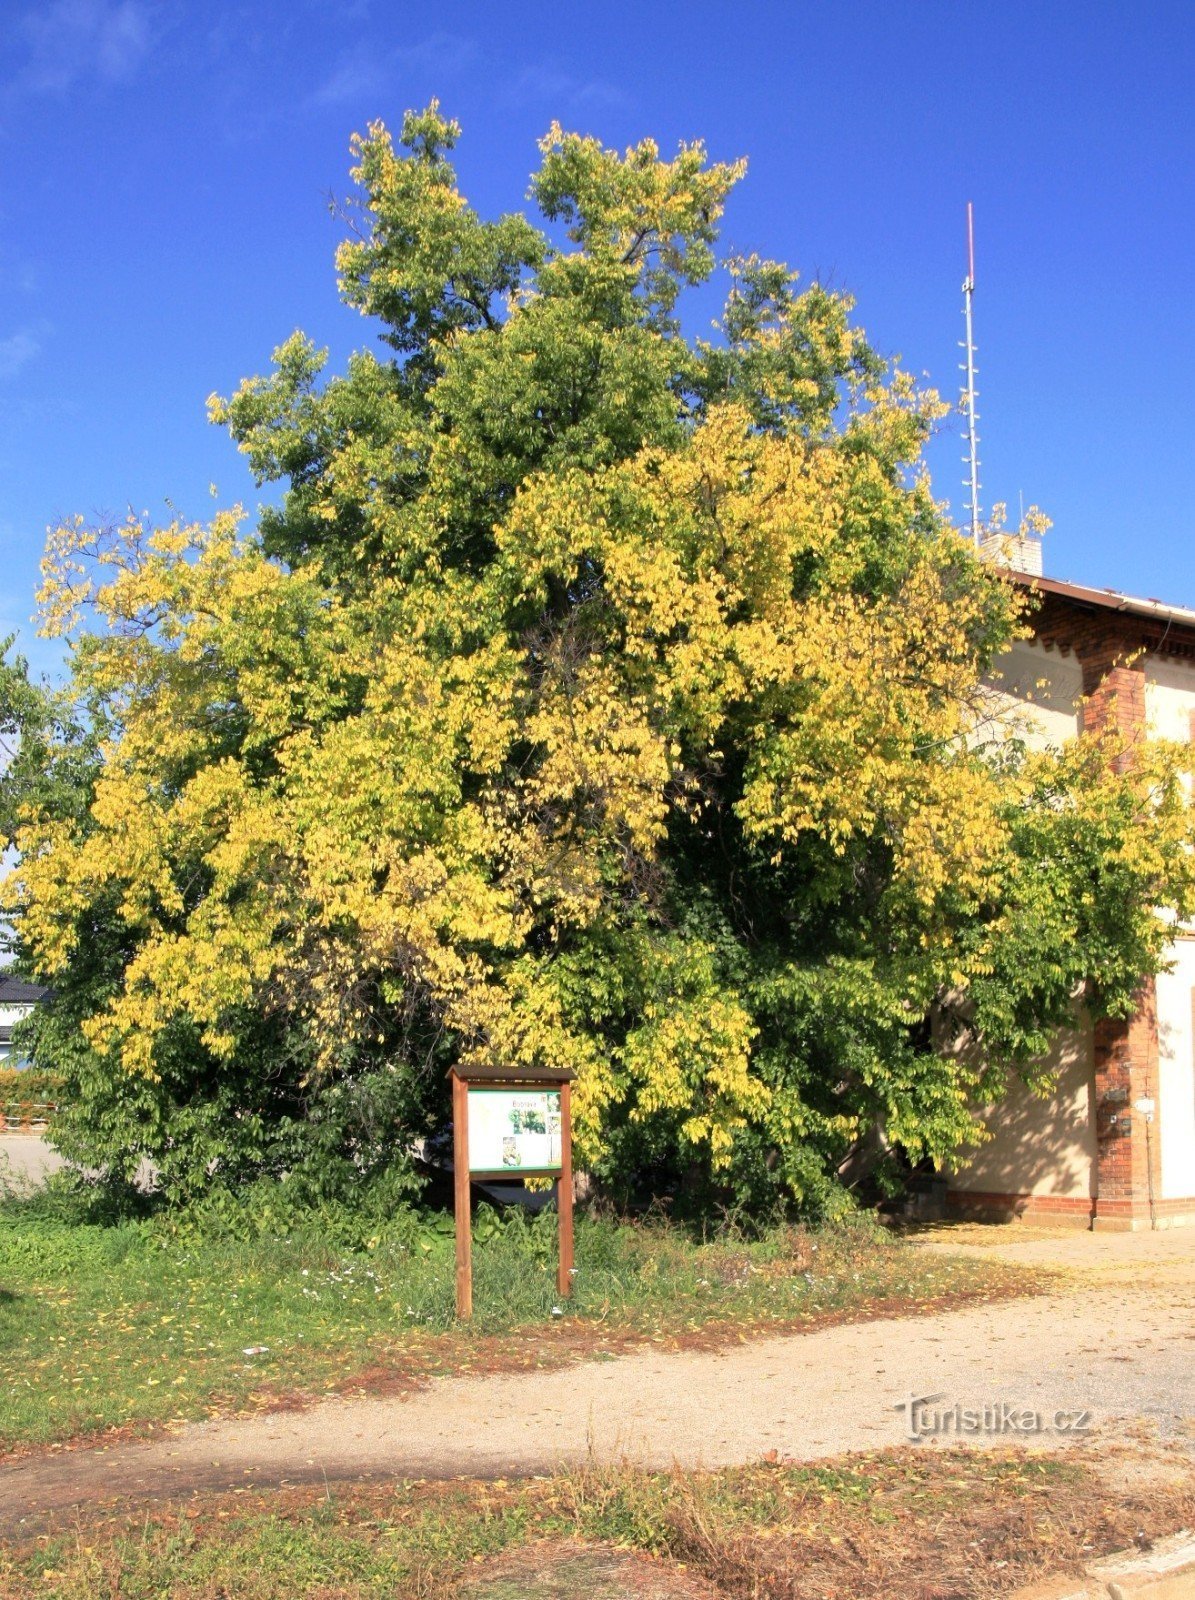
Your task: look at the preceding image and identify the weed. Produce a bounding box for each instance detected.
[3,1446,1192,1599]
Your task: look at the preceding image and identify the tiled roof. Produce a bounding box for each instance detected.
[0,976,51,1005]
[1006,572,1195,660]
[1013,572,1195,629]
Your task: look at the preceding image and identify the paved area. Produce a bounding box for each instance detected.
[3,1227,1193,1534]
[0,1133,154,1193]
[0,1133,65,1188]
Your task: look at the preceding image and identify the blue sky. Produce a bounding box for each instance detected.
[1,0,1193,680]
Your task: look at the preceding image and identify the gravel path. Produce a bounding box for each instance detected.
[4,1229,1194,1534]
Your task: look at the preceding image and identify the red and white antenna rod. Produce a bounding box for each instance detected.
[961,202,981,545]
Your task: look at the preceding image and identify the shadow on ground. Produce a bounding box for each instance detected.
[459,1542,717,1599]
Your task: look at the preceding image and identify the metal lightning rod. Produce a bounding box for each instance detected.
[961,202,981,546]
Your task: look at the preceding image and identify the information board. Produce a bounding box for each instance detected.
[467,1087,563,1174]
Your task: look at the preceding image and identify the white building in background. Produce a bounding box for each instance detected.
[0,975,48,1067]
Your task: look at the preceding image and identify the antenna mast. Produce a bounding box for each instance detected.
[961,202,981,546]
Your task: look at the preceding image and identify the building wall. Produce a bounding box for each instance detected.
[982,638,1083,749]
[1153,936,1195,1200]
[1145,656,1195,744]
[1143,659,1195,1200]
[949,641,1091,1211]
[950,632,1195,1220]
[0,1002,35,1065]
[949,1025,1097,1200]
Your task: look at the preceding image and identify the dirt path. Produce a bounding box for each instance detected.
[914,1220,1195,1280]
[4,1230,1194,1535]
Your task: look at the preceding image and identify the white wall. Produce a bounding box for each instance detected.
[1147,658,1195,1198]
[1145,656,1195,744]
[987,642,1195,750]
[1153,937,1195,1200]
[958,643,1089,1199]
[0,1002,35,1065]
[949,1024,1097,1198]
[982,639,1083,750]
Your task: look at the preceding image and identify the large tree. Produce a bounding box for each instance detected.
[7,108,1193,1209]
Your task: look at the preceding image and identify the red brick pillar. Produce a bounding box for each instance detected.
[1091,999,1158,1226]
[1079,643,1160,1229]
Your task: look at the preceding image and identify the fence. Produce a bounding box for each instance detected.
[0,1071,60,1132]
[2,1098,57,1132]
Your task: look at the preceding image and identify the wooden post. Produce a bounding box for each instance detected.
[452,1070,472,1319]
[556,1078,574,1299]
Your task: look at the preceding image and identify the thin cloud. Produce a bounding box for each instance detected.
[309,57,385,109]
[0,330,41,381]
[501,63,626,114]
[6,0,154,98]
[308,32,477,110]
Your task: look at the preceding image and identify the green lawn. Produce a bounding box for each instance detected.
[0,1182,1036,1452]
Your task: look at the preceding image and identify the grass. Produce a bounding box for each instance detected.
[4,1444,1193,1598]
[0,1172,1041,1453]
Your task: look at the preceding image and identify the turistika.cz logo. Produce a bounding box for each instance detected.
[894,1393,1094,1442]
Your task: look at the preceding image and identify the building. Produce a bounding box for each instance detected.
[0,975,49,1068]
[946,567,1195,1230]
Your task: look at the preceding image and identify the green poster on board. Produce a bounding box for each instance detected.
[466,1088,563,1173]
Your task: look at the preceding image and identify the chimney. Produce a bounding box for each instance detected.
[979,531,1043,577]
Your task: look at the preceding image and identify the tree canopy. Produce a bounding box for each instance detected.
[7,107,1194,1212]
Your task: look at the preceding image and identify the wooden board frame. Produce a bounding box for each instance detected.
[449,1065,575,1320]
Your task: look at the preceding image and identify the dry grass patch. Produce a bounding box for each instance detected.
[4,1442,1193,1599]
